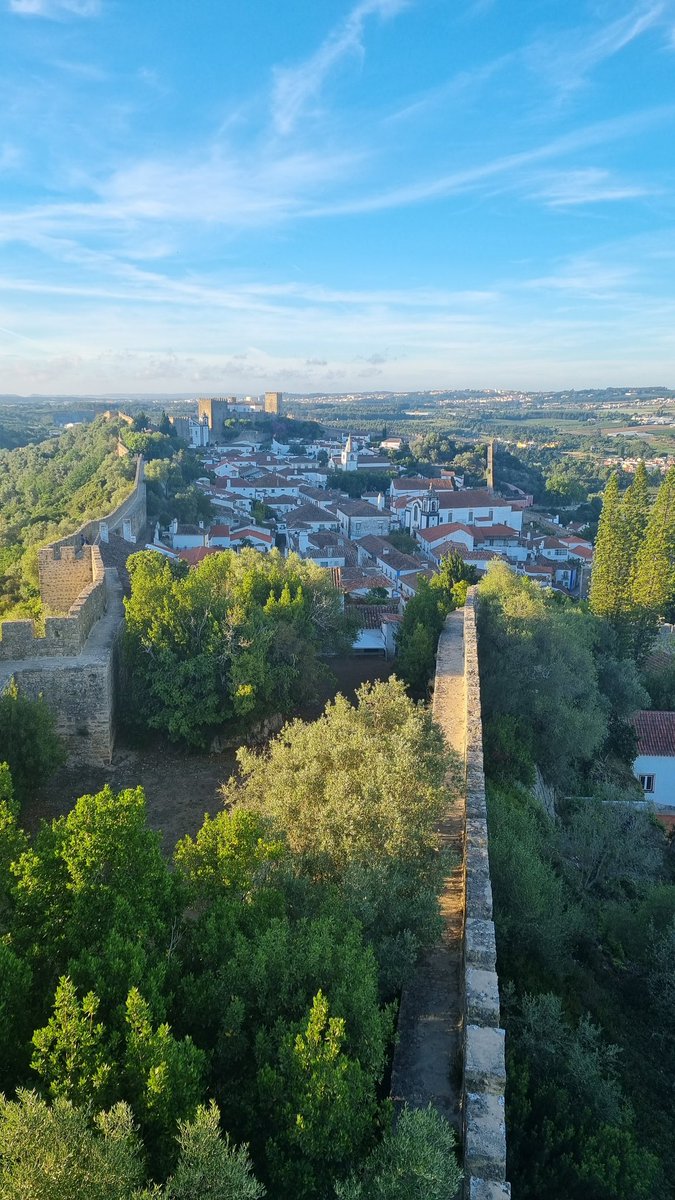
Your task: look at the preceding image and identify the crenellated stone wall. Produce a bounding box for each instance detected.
[38,544,96,613]
[462,590,509,1199]
[0,546,107,661]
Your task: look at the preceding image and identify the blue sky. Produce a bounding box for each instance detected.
[1,0,674,395]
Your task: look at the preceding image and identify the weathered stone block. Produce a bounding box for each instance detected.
[464,1091,507,1182]
[469,1180,511,1200]
[466,865,493,920]
[466,818,489,849]
[465,1026,506,1095]
[466,967,501,1027]
[467,791,488,821]
[465,918,497,971]
[467,840,490,878]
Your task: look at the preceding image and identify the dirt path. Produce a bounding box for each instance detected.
[390,608,466,1130]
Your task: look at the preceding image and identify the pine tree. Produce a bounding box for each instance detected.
[631,467,675,660]
[589,475,633,637]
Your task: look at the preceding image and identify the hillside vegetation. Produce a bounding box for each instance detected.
[0,417,135,620]
[478,563,675,1199]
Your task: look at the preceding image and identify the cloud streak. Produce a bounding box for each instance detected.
[305,106,674,215]
[533,168,656,207]
[525,2,667,98]
[8,0,101,16]
[272,0,410,134]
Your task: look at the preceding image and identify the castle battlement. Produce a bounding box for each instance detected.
[0,547,108,660]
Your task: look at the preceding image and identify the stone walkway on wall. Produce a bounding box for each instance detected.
[390,606,466,1129]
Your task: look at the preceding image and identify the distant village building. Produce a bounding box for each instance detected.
[335,499,391,540]
[169,415,210,446]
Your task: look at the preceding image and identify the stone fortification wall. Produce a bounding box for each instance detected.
[0,458,144,760]
[462,590,509,1199]
[0,569,123,762]
[389,593,508,1198]
[0,546,107,661]
[38,543,96,612]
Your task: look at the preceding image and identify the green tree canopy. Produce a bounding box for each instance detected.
[479,563,608,784]
[335,1104,461,1200]
[0,1090,146,1200]
[225,679,451,876]
[123,550,352,746]
[0,683,65,808]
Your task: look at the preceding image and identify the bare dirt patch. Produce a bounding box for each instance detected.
[28,741,238,854]
[28,655,396,854]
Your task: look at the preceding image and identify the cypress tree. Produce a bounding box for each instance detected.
[589,475,633,636]
[622,460,650,577]
[631,466,675,660]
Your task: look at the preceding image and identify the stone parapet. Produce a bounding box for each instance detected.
[462,589,508,1197]
[0,546,107,660]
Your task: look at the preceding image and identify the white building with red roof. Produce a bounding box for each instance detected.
[632,711,675,809]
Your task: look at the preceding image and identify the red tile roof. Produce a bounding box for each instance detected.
[178,547,225,566]
[231,527,274,543]
[416,522,474,542]
[473,523,520,540]
[632,711,675,757]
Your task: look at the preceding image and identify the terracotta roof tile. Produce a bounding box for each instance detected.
[632,711,675,757]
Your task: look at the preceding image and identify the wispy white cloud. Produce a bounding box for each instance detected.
[50,58,108,81]
[533,168,656,207]
[306,106,674,215]
[9,0,101,16]
[272,0,410,134]
[385,55,512,125]
[525,2,667,98]
[0,141,363,252]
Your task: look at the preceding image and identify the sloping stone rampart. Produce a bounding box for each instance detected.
[45,453,146,552]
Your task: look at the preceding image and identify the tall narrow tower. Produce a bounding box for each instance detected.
[486,439,496,493]
[264,391,283,416]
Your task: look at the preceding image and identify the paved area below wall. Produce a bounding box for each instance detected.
[391,607,466,1130]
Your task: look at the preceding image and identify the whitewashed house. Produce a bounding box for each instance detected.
[632,711,675,810]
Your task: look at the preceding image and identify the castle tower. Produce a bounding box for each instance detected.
[264,391,283,416]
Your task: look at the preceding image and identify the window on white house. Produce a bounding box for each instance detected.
[639,774,655,793]
[487,509,494,520]
[467,511,474,523]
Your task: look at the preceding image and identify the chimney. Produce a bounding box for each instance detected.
[377,492,384,511]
